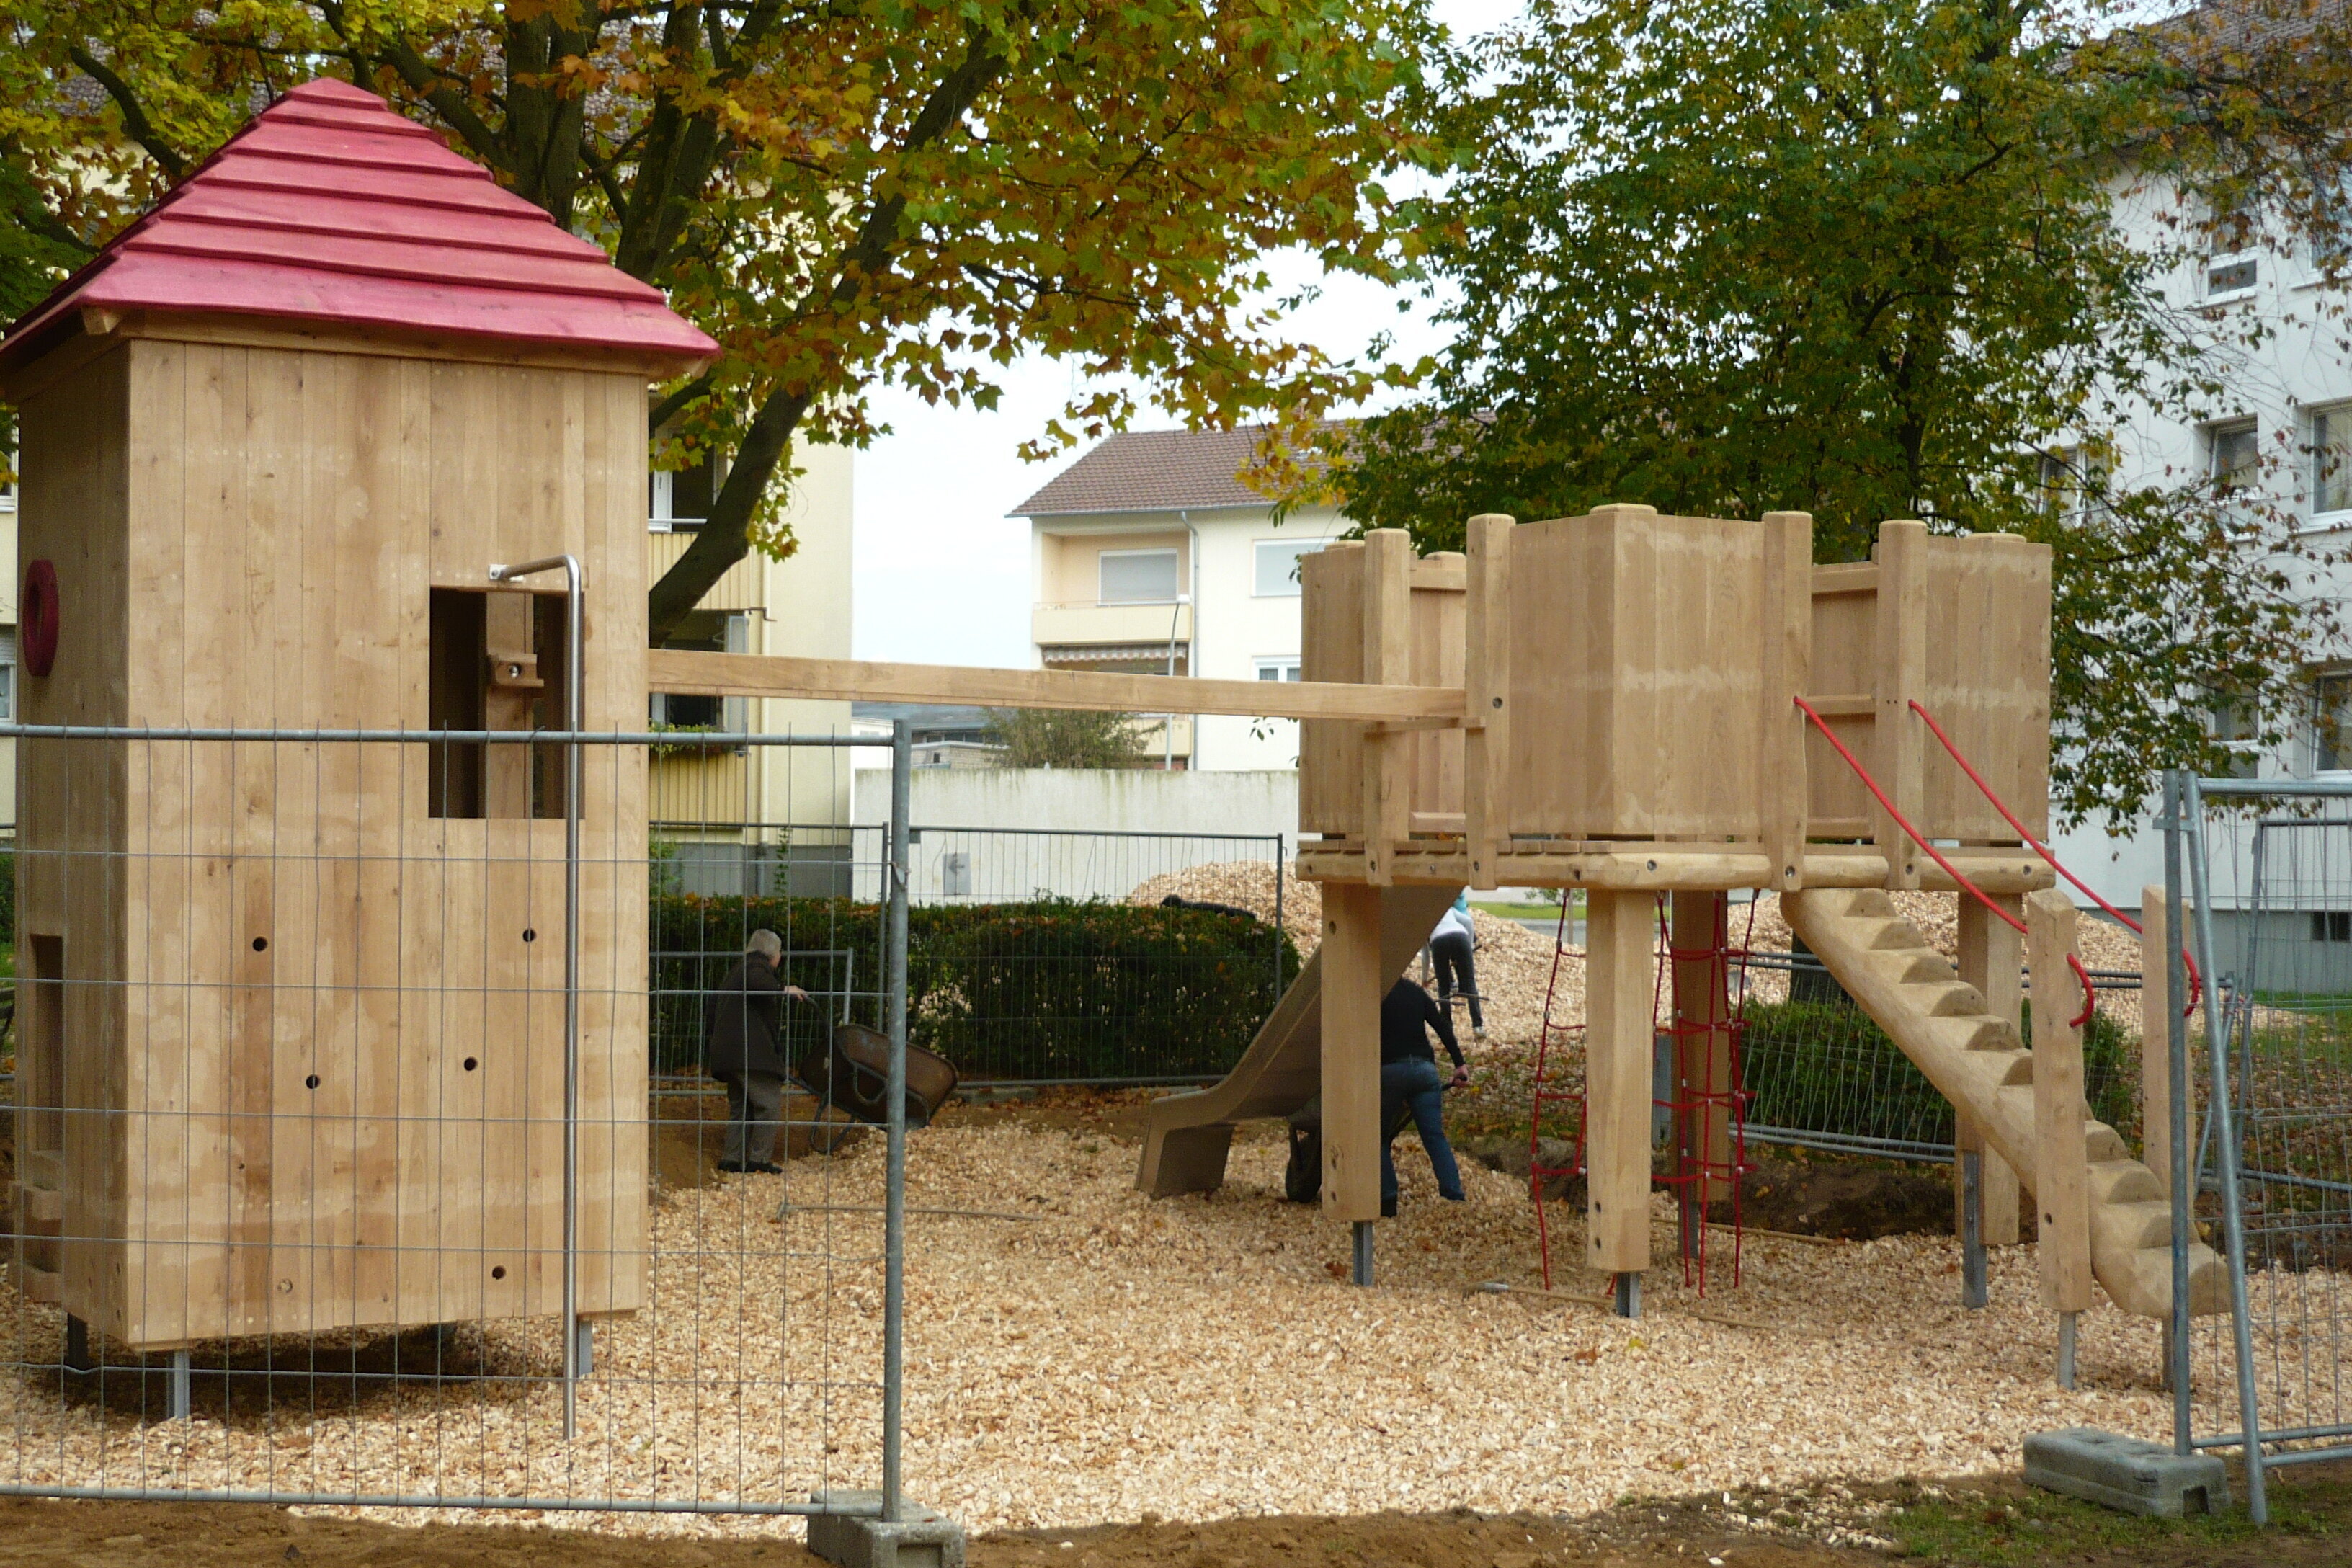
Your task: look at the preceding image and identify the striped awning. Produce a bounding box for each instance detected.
[1039,643,1188,666]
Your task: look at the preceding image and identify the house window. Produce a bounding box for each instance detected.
[649,429,719,531]
[1255,540,1315,597]
[2312,409,2352,518]
[2312,911,2351,944]
[2211,690,2261,779]
[2316,672,2352,772]
[1099,548,1179,605]
[1255,656,1301,682]
[2206,201,2259,300]
[2211,422,2260,494]
[649,613,749,732]
[0,628,15,721]
[2038,449,2105,522]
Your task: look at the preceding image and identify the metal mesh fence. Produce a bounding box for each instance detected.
[2184,776,2352,1515]
[0,726,904,1520]
[1734,935,2138,1166]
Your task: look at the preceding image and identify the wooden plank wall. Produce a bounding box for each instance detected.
[17,339,649,1348]
[1298,541,1466,848]
[14,346,134,1315]
[1805,532,2051,845]
[1506,507,1766,842]
[1297,543,1364,836]
[1918,535,2052,842]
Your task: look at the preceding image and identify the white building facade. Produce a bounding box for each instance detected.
[2049,172,2352,915]
[1013,427,1353,770]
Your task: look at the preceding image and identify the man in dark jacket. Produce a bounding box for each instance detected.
[1380,976,1469,1216]
[708,929,808,1173]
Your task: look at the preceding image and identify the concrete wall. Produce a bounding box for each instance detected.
[850,766,1298,904]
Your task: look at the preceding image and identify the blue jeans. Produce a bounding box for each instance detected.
[1380,1058,1464,1204]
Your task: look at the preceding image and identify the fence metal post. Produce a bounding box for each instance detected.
[2186,774,2266,1522]
[882,720,911,1523]
[489,553,584,1441]
[1273,834,1286,1010]
[2164,770,2193,1448]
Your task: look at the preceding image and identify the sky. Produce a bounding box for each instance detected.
[849,0,1525,667]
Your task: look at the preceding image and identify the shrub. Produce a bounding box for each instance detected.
[1740,995,2134,1149]
[649,894,1299,1082]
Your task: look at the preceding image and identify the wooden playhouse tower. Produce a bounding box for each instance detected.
[0,79,716,1351]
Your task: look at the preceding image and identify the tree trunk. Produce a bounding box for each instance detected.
[646,385,812,646]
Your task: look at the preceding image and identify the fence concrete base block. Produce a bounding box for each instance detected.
[807,1492,967,1568]
[2023,1427,2230,1518]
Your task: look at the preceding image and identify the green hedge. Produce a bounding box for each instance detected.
[651,894,1300,1082]
[1740,995,2135,1149]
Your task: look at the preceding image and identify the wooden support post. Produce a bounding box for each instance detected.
[1360,530,1414,887]
[1319,881,1384,1223]
[1758,512,1812,893]
[1956,893,2023,1247]
[1586,889,1654,1279]
[1872,520,1928,890]
[1669,891,1733,1207]
[1463,514,1514,891]
[2139,884,2172,1191]
[2028,888,2093,1323]
[481,587,541,818]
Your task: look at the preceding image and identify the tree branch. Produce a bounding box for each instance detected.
[66,45,188,179]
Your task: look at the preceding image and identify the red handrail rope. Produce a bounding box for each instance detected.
[1795,696,2099,1030]
[1907,699,2202,1017]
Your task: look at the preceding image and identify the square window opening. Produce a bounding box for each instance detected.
[429,587,572,819]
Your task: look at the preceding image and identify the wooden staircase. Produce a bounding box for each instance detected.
[1783,887,2227,1319]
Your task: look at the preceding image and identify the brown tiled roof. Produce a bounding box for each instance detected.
[1011,427,1304,517]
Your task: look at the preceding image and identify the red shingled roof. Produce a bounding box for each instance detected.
[2,77,718,378]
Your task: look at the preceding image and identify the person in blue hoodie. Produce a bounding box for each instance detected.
[1429,891,1485,1039]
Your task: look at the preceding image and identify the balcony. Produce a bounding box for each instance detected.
[649,747,754,825]
[648,526,765,613]
[1032,600,1193,651]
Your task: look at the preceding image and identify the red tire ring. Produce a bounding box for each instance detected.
[22,559,58,677]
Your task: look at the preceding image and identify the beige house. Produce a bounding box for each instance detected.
[1013,427,1353,770]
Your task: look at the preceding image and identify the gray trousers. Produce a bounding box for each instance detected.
[722,1072,787,1167]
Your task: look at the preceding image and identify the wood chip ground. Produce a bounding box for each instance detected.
[0,1119,2271,1543]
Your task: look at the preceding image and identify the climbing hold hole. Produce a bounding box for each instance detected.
[522,928,537,943]
[251,936,268,953]
[463,1057,478,1072]
[304,1074,320,1090]
[491,1265,507,1280]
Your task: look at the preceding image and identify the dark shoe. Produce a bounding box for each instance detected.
[1380,1196,1399,1219]
[1441,1190,1466,1202]
[716,1160,751,1173]
[750,1161,785,1174]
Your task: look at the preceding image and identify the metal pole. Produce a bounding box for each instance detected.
[2165,770,2193,1449]
[1273,834,1285,1010]
[2186,774,2267,1522]
[1351,1219,1373,1286]
[1961,1149,1987,1309]
[882,720,912,1523]
[488,555,584,1440]
[2058,1313,2077,1390]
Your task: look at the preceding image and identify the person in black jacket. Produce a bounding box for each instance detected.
[708,929,809,1173]
[1380,976,1469,1216]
